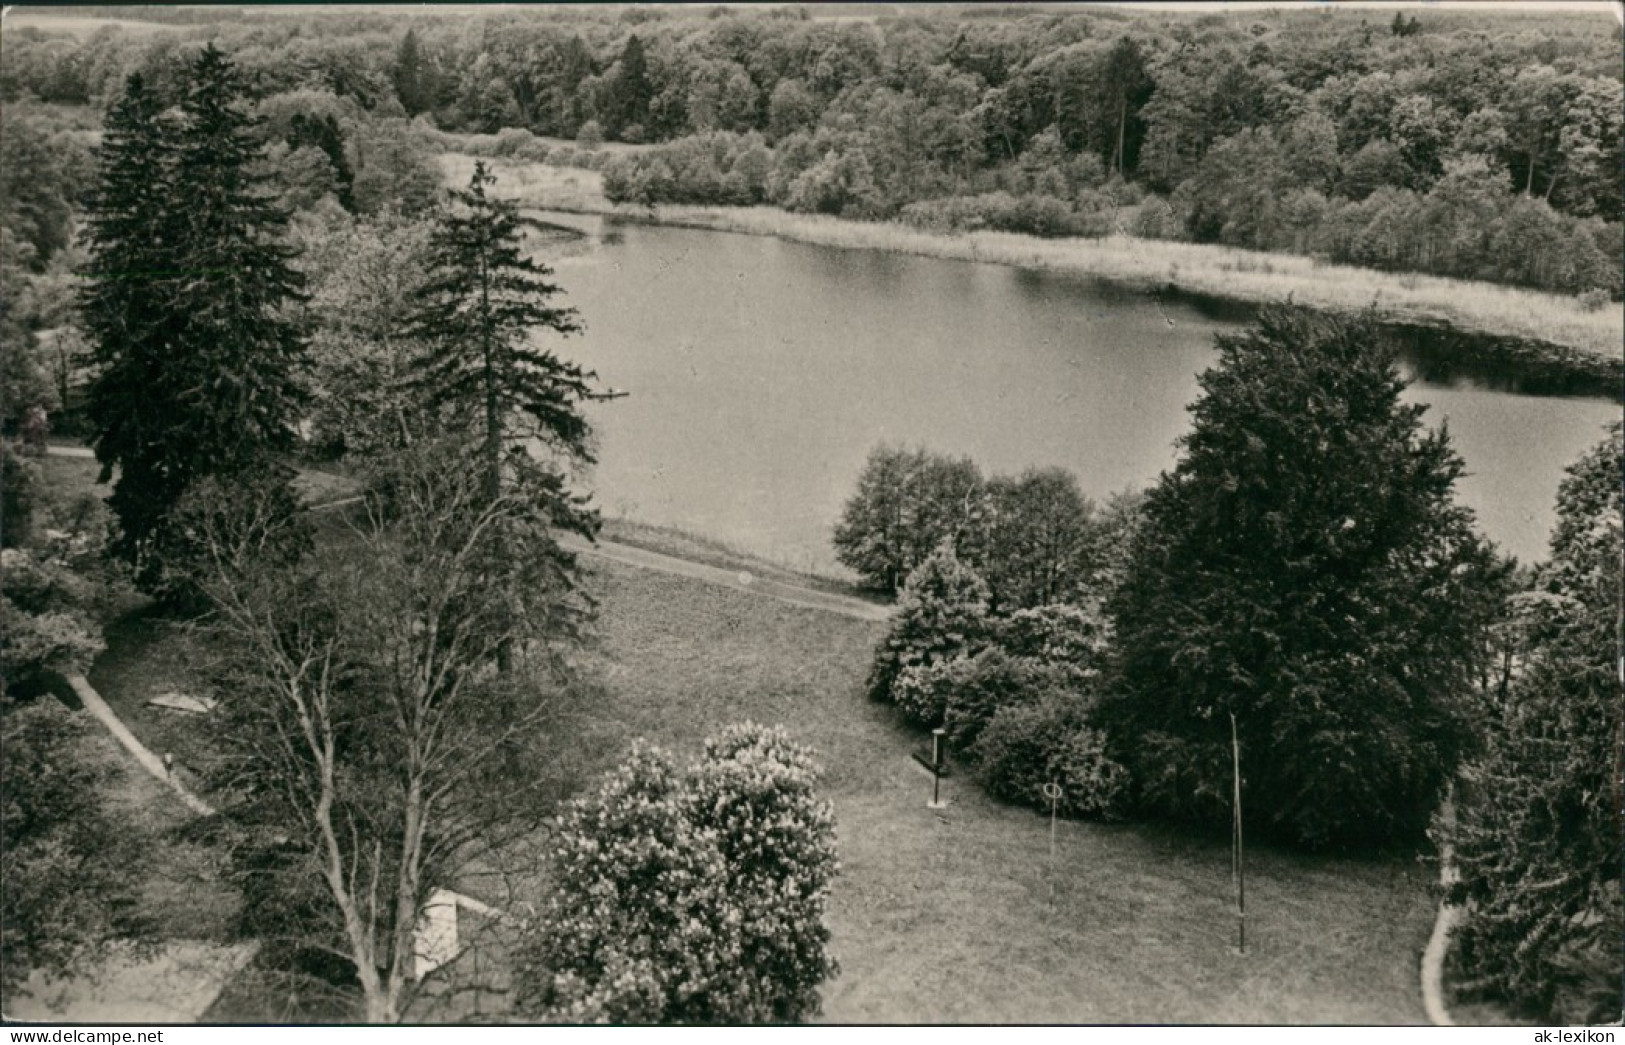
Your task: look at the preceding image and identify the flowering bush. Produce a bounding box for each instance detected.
[683,724,839,1023]
[518,726,839,1024]
[516,743,736,1024]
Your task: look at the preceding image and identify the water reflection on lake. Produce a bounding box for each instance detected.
[538,212,1617,573]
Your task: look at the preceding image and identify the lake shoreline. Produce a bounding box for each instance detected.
[611,204,1625,378]
[442,154,1623,373]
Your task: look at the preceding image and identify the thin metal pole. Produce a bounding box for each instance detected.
[1231,711,1245,955]
[931,729,944,806]
[1045,781,1061,907]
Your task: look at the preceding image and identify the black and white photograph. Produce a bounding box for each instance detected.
[0,0,1619,1029]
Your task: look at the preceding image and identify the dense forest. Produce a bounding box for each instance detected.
[2,4,1621,303]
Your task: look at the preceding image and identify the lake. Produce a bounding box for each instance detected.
[538,213,1618,574]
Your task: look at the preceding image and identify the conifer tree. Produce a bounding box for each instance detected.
[1099,308,1506,849]
[392,29,431,117]
[406,161,613,504]
[1443,423,1622,1023]
[83,48,308,590]
[81,73,181,572]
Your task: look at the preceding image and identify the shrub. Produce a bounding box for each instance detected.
[1,698,148,991]
[515,743,735,1024]
[1130,195,1183,240]
[933,647,1050,749]
[2,442,42,549]
[493,126,538,157]
[1576,288,1610,312]
[866,540,990,706]
[994,602,1109,676]
[516,726,839,1024]
[0,548,104,696]
[970,690,1127,820]
[898,192,1082,238]
[893,604,1110,747]
[892,649,1031,734]
[576,119,604,149]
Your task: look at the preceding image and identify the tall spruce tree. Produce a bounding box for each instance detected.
[1098,308,1506,850]
[392,29,431,117]
[82,73,182,573]
[406,161,613,504]
[83,49,308,590]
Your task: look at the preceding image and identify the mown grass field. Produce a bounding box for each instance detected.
[572,556,1442,1024]
[44,448,1472,1023]
[439,150,1624,361]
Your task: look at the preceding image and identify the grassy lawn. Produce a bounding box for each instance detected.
[78,711,239,943]
[38,450,104,503]
[576,556,1441,1024]
[45,445,1447,1023]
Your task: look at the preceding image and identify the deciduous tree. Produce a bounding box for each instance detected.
[832,445,982,594]
[187,438,591,1022]
[1,700,148,997]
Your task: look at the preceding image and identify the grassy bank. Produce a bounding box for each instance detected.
[600,516,870,602]
[440,152,1624,361]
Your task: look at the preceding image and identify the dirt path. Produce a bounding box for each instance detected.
[18,678,253,1022]
[64,673,214,816]
[300,481,893,622]
[557,533,893,623]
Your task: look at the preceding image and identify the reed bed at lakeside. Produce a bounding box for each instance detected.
[441,152,1624,361]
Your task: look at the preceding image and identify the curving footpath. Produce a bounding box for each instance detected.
[1420,798,1462,1026]
[65,674,215,817]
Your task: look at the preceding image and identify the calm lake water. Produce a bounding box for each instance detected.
[538,213,1618,573]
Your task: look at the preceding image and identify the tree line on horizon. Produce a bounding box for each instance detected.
[2,5,1621,300]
